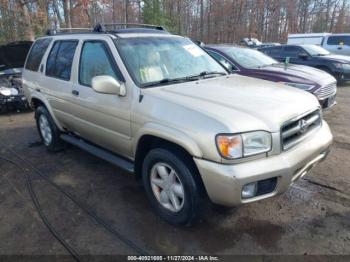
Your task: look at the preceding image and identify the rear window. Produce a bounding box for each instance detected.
[46,40,78,81]
[327,35,350,46]
[25,38,52,71]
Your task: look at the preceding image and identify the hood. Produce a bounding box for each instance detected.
[0,41,33,73]
[317,54,350,63]
[146,74,320,133]
[256,63,335,85]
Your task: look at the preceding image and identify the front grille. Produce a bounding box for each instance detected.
[281,110,322,150]
[316,82,337,99]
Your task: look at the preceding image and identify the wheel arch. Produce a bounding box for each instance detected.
[30,95,64,131]
[134,133,209,198]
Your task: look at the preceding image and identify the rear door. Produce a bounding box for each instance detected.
[22,38,52,99]
[324,35,350,55]
[68,36,132,158]
[41,39,79,130]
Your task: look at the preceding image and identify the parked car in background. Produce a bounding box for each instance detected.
[241,37,262,48]
[288,33,350,56]
[0,41,32,112]
[23,24,333,225]
[205,45,337,109]
[240,38,280,49]
[260,44,350,83]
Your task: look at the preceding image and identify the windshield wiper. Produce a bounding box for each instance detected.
[141,77,195,88]
[187,71,227,79]
[141,71,227,88]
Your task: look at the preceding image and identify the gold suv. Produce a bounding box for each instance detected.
[23,24,333,225]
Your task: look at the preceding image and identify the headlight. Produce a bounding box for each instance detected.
[342,63,350,70]
[282,82,315,91]
[216,131,271,159]
[0,88,11,96]
[333,63,343,69]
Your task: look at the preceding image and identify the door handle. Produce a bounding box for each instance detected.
[337,47,342,50]
[72,90,79,96]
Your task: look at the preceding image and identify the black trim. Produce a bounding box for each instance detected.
[60,134,134,173]
[78,39,125,87]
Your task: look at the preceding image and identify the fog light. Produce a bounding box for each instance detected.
[242,182,257,199]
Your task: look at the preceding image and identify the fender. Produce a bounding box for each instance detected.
[134,122,203,158]
[29,92,64,131]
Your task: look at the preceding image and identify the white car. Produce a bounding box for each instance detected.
[288,33,350,56]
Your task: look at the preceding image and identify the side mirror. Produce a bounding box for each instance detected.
[298,53,308,60]
[91,75,126,96]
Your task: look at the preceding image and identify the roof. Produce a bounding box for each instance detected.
[288,33,331,38]
[46,23,169,37]
[205,44,247,50]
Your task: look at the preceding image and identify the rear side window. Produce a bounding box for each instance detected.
[25,38,52,71]
[327,35,350,46]
[46,40,78,81]
[79,41,122,87]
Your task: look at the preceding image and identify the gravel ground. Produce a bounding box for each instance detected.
[0,85,349,261]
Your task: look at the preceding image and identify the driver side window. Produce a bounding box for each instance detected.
[284,46,303,58]
[207,51,237,72]
[79,41,122,87]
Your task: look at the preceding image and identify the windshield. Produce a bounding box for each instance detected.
[302,45,330,56]
[115,36,227,87]
[221,47,278,69]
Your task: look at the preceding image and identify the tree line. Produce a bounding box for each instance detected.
[1,0,350,45]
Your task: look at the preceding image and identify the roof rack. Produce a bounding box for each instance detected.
[45,23,166,36]
[93,23,166,33]
[46,27,92,35]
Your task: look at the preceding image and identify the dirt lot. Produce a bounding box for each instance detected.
[0,85,350,261]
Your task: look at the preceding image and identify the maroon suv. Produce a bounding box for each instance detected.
[205,45,337,109]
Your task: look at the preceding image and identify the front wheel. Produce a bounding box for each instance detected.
[142,148,206,226]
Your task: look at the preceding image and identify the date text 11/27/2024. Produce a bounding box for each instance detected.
[127,255,220,261]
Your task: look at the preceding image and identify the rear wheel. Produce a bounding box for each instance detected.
[142,148,206,225]
[35,106,64,151]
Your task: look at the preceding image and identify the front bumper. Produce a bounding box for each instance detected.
[319,94,336,109]
[0,95,28,108]
[194,121,333,206]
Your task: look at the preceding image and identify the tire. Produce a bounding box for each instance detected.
[142,148,207,226]
[35,106,64,151]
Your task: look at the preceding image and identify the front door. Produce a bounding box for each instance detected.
[69,38,132,158]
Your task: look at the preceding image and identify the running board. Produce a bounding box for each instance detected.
[61,134,134,173]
